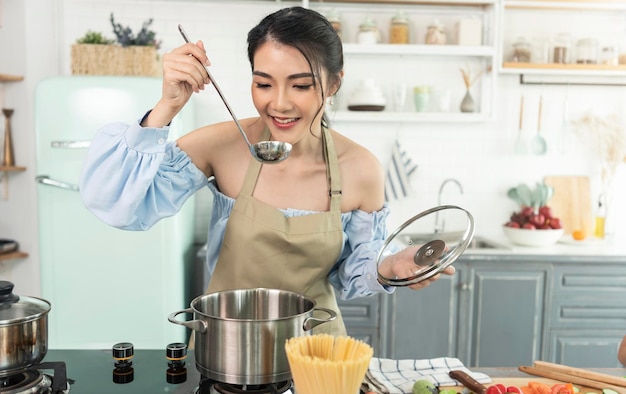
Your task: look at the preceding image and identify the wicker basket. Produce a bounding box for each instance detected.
[71,44,160,77]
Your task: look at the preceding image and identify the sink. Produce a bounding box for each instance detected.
[466,235,510,250]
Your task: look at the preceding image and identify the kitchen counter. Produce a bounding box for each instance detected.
[464,235,626,259]
[41,350,626,394]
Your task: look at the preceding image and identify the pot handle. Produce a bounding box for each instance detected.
[168,308,207,334]
[302,307,337,331]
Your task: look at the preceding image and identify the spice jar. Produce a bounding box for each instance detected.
[425,20,446,45]
[326,9,342,39]
[530,37,549,64]
[552,33,571,64]
[511,37,531,63]
[389,10,409,44]
[602,46,619,65]
[576,38,598,64]
[357,16,379,45]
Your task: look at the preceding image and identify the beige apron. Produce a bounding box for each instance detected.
[207,127,346,336]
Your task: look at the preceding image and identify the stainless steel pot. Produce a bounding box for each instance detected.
[168,288,336,385]
[0,281,50,376]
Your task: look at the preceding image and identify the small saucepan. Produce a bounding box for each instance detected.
[168,288,336,385]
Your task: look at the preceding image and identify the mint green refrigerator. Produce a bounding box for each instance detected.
[35,76,196,349]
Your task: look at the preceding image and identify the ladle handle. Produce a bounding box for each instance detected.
[177,24,252,147]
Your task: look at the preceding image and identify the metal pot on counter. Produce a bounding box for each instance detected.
[168,287,336,385]
[0,281,51,376]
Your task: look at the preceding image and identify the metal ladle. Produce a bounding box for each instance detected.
[178,24,292,164]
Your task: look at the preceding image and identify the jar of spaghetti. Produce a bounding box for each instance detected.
[389,10,409,44]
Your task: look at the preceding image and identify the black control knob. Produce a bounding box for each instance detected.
[112,342,134,384]
[166,342,187,363]
[166,342,187,384]
[112,342,134,368]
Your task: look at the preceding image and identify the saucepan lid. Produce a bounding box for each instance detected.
[377,205,475,286]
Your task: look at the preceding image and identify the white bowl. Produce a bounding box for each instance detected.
[502,226,564,247]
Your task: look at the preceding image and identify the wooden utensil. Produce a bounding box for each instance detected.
[519,365,625,392]
[515,96,527,154]
[533,361,626,388]
[544,175,593,235]
[531,95,547,155]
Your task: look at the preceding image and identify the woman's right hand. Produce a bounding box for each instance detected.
[143,41,211,128]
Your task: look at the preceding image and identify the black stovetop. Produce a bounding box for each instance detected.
[45,349,202,393]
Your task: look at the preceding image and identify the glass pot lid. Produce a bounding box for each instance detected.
[0,281,51,325]
[377,205,475,286]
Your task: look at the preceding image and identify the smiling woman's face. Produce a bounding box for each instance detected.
[250,41,328,144]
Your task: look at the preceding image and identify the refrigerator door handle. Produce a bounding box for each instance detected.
[50,140,91,149]
[36,175,79,191]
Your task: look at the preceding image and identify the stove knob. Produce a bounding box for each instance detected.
[166,342,187,361]
[166,342,188,384]
[112,342,134,366]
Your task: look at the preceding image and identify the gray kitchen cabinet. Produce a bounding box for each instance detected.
[544,263,626,367]
[339,254,626,367]
[389,260,546,367]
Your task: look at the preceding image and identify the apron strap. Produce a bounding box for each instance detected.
[322,127,342,212]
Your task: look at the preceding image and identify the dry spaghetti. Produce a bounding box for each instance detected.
[285,334,373,394]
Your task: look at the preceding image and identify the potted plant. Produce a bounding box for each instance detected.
[71,14,161,77]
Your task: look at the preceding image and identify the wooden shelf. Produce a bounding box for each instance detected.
[0,73,24,83]
[0,251,29,262]
[503,62,626,71]
[0,166,27,172]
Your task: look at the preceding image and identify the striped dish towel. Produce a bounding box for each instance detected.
[364,357,492,394]
[385,140,417,202]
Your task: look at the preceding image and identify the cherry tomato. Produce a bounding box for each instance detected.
[486,385,505,394]
[506,386,524,394]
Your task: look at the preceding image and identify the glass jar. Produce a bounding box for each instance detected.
[530,37,549,64]
[552,33,572,64]
[601,46,618,65]
[425,20,446,45]
[357,16,379,45]
[389,10,409,44]
[576,38,598,64]
[511,37,531,63]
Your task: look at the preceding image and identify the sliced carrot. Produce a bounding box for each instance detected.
[528,381,552,394]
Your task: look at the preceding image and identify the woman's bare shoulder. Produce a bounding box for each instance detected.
[330,130,384,212]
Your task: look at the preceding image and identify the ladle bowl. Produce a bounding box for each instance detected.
[178,24,292,164]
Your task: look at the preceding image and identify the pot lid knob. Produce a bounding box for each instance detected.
[0,281,20,305]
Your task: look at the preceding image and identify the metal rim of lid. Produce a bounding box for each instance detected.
[376,205,475,287]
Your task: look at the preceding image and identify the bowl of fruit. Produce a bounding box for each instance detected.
[503,183,564,247]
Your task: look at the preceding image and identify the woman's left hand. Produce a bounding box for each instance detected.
[378,245,456,290]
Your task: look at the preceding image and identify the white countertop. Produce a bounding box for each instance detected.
[464,234,626,258]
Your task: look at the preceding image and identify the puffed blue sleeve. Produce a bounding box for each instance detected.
[79,117,209,230]
[328,204,395,300]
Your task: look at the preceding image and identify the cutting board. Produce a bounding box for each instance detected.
[441,377,605,393]
[544,175,594,236]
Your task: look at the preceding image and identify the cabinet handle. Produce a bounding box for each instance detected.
[50,140,91,149]
[460,283,471,291]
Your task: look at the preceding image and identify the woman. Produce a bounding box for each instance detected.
[80,6,454,336]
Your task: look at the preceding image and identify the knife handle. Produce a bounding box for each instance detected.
[449,370,487,394]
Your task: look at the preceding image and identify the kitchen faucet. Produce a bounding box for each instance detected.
[434,178,464,234]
